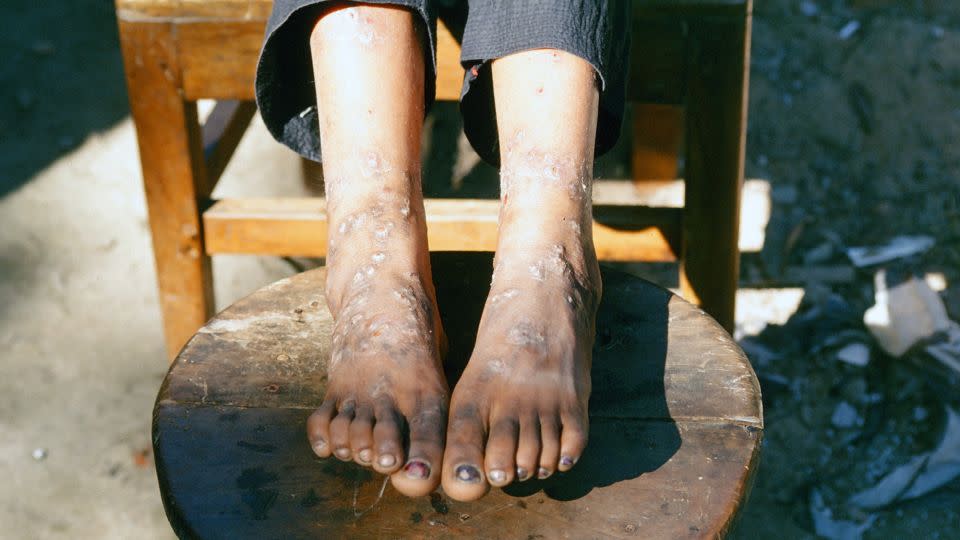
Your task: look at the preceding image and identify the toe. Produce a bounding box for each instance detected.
[483,415,519,487]
[515,415,541,481]
[391,399,446,497]
[306,400,336,458]
[537,414,561,479]
[349,406,375,466]
[329,401,356,461]
[558,411,588,472]
[372,401,404,473]
[441,404,489,501]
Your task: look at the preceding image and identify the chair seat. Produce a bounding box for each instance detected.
[153,252,762,539]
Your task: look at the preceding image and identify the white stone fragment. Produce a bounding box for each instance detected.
[835,342,870,367]
[864,271,950,357]
[846,235,934,267]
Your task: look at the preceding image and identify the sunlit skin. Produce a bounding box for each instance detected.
[305,5,601,502]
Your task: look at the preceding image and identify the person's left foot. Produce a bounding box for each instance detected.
[441,184,601,501]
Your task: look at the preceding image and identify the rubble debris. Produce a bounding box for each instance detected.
[811,489,876,540]
[739,338,781,367]
[846,235,934,267]
[799,0,819,17]
[804,242,835,265]
[847,82,875,134]
[838,20,861,41]
[831,401,861,429]
[836,342,870,367]
[850,408,960,509]
[925,324,960,376]
[864,271,950,357]
[784,265,855,284]
[849,455,928,509]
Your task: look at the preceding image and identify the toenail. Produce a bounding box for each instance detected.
[560,456,576,468]
[378,454,396,468]
[403,460,431,480]
[357,449,372,463]
[312,440,327,453]
[537,467,552,479]
[455,464,482,484]
[488,469,506,484]
[516,467,530,481]
[335,448,351,460]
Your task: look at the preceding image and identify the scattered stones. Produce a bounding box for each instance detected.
[846,236,935,267]
[838,20,861,41]
[799,0,819,17]
[831,401,861,429]
[836,342,871,367]
[864,271,951,356]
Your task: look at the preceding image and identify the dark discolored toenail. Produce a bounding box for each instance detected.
[537,467,552,479]
[560,456,576,468]
[378,454,396,468]
[335,448,351,460]
[516,467,530,481]
[488,469,506,484]
[357,449,372,464]
[455,464,482,483]
[403,460,431,480]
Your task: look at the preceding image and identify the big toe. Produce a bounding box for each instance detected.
[441,404,489,501]
[390,400,446,497]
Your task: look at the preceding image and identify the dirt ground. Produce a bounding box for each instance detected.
[1,1,959,538]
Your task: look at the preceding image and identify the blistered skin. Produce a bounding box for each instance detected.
[307,4,449,499]
[440,48,603,502]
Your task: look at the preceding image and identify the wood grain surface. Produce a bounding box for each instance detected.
[155,253,762,539]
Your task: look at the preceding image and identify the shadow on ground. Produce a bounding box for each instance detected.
[1,1,128,199]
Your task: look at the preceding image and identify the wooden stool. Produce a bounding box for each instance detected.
[115,0,752,360]
[154,253,762,538]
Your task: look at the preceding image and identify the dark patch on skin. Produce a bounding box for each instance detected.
[410,511,423,524]
[429,492,449,514]
[455,464,482,483]
[403,460,431,479]
[516,500,528,509]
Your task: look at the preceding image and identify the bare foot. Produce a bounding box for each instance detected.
[307,179,449,498]
[441,146,601,501]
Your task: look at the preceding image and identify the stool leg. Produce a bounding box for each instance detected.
[118,20,214,360]
[679,12,752,333]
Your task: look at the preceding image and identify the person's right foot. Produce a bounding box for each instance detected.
[307,171,449,498]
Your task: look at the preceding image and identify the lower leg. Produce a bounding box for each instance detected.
[442,49,602,501]
[304,4,448,497]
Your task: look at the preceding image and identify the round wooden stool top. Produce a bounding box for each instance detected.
[154,253,762,539]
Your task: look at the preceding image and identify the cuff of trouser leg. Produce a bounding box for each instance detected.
[456,1,629,167]
[255,0,437,163]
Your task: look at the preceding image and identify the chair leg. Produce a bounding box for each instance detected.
[118,20,215,360]
[680,11,752,333]
[631,103,683,184]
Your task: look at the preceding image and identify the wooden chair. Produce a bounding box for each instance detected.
[154,252,763,538]
[115,0,752,360]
